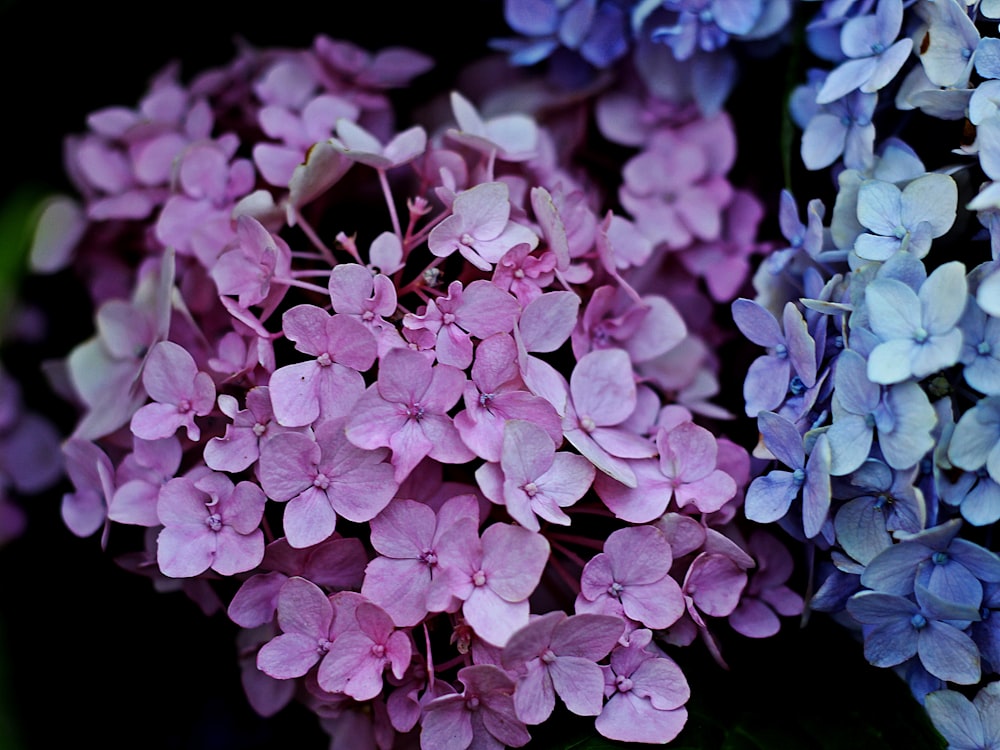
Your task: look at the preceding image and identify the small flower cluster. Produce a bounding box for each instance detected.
[27,23,802,750]
[737,0,1000,740]
[0,363,61,545]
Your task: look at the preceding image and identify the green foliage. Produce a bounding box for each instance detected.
[0,188,46,339]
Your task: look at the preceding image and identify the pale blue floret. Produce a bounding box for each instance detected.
[864,261,968,385]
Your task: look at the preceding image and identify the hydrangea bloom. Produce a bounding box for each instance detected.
[7,4,834,748]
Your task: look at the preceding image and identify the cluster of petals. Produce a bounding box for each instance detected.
[735,1,1000,745]
[20,14,812,750]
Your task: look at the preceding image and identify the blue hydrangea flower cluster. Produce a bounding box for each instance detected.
[737,0,1000,733]
[492,0,794,112]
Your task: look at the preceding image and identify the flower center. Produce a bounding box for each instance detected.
[931,551,949,565]
[523,482,538,497]
[316,352,332,367]
[978,341,992,356]
[317,638,331,655]
[774,343,788,359]
[541,648,556,664]
[442,312,456,326]
[913,327,928,344]
[615,675,633,692]
[460,233,476,247]
[608,581,624,599]
[792,468,806,485]
[205,513,223,532]
[406,403,425,421]
[580,415,596,432]
[313,473,330,490]
[420,548,438,567]
[910,613,927,630]
[789,376,806,396]
[371,643,386,658]
[472,569,487,587]
[252,422,267,437]
[465,696,480,711]
[177,399,192,413]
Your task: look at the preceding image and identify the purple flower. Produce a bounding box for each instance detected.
[428,520,550,647]
[420,664,531,750]
[861,518,1000,610]
[130,340,215,442]
[815,0,913,104]
[268,305,377,428]
[732,298,818,417]
[863,255,967,387]
[258,417,398,548]
[847,584,982,684]
[316,599,412,701]
[825,348,937,475]
[575,525,685,631]
[346,348,475,484]
[925,681,1000,750]
[156,472,266,578]
[949,396,1000,485]
[501,611,624,724]
[475,418,595,531]
[595,628,690,744]
[744,410,832,538]
[853,174,958,261]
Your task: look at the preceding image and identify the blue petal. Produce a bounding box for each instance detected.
[758,410,805,468]
[925,689,986,749]
[861,540,931,594]
[745,471,799,523]
[834,495,893,565]
[919,621,982,684]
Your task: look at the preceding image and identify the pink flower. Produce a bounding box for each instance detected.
[130,340,215,442]
[345,348,474,483]
[475,418,595,531]
[428,520,550,647]
[256,576,340,680]
[329,119,427,169]
[575,525,685,631]
[594,421,737,523]
[361,494,480,627]
[268,305,377,428]
[561,348,655,489]
[728,531,805,638]
[156,472,266,578]
[595,629,690,744]
[258,417,398,548]
[501,611,624,724]
[403,279,520,369]
[316,599,412,700]
[428,181,538,272]
[420,664,531,750]
[453,332,562,463]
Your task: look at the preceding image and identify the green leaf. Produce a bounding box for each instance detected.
[0,187,49,335]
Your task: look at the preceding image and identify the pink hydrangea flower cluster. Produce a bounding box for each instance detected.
[29,32,802,749]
